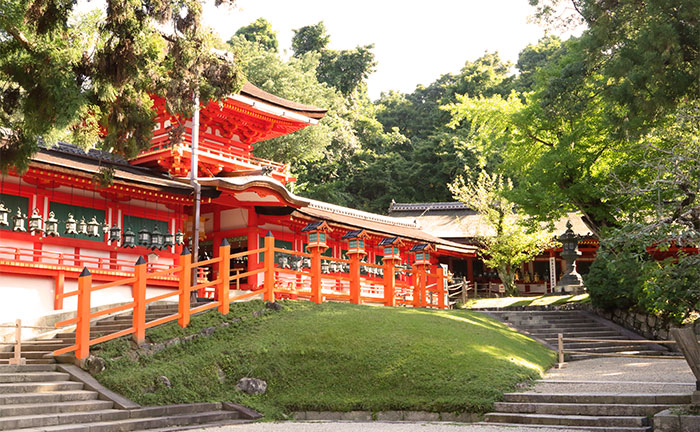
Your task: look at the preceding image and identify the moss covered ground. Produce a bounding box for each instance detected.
[94,300,554,418]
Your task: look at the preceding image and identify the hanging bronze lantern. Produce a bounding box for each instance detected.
[12,208,27,232]
[138,227,151,246]
[28,208,43,233]
[78,216,88,235]
[0,202,10,227]
[87,216,101,237]
[163,231,175,248]
[109,225,121,243]
[45,211,59,237]
[150,225,163,250]
[65,213,78,234]
[174,230,184,246]
[122,227,136,248]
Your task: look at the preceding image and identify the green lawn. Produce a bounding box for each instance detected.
[463,294,590,309]
[94,300,555,418]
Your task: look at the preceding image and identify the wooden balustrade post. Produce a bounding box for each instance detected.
[421,266,429,308]
[178,248,192,328]
[9,319,24,365]
[75,267,92,360]
[264,232,275,302]
[412,265,421,308]
[217,239,231,315]
[437,267,446,309]
[132,256,147,346]
[349,253,361,304]
[310,247,322,304]
[383,259,396,307]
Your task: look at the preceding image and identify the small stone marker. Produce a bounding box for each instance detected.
[236,377,267,395]
[670,327,700,406]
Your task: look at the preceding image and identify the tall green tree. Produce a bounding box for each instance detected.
[234,17,278,52]
[0,0,244,173]
[449,171,557,296]
[291,22,330,57]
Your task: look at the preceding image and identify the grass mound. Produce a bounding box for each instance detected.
[94,300,554,418]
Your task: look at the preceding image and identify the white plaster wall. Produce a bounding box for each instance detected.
[219,209,247,231]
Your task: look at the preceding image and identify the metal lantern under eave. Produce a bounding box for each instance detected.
[87,216,101,237]
[410,243,435,266]
[150,225,163,250]
[102,220,110,235]
[0,202,10,226]
[109,225,121,243]
[65,213,78,234]
[342,229,369,256]
[138,227,151,247]
[163,231,175,248]
[78,216,88,235]
[12,208,27,232]
[174,230,185,246]
[28,208,43,233]
[122,227,136,248]
[301,220,332,250]
[378,236,404,261]
[45,211,59,237]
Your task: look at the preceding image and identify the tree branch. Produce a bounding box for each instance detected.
[527,133,554,147]
[3,24,32,51]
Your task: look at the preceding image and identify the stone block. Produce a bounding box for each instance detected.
[654,408,681,432]
[440,412,479,422]
[340,411,372,421]
[403,411,439,421]
[375,411,404,421]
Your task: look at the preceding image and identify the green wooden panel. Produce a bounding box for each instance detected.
[259,237,294,263]
[304,244,333,257]
[122,215,168,234]
[0,193,29,231]
[50,202,106,242]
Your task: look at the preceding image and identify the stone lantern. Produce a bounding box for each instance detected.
[556,220,584,293]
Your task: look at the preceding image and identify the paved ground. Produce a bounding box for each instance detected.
[189,357,694,431]
[193,422,575,431]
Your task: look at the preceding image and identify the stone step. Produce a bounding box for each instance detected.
[0,364,56,373]
[55,333,76,340]
[533,330,622,338]
[0,381,84,394]
[0,358,55,365]
[503,393,691,405]
[567,345,659,354]
[19,342,72,352]
[493,401,674,416]
[0,399,114,417]
[0,390,98,405]
[26,410,245,432]
[568,351,666,361]
[483,412,648,427]
[0,408,129,430]
[478,421,651,432]
[0,352,52,360]
[0,372,70,383]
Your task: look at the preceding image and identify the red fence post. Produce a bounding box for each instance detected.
[132,256,147,345]
[383,259,396,307]
[437,266,446,309]
[54,271,65,310]
[412,265,421,308]
[178,248,192,328]
[217,239,231,315]
[264,232,275,302]
[75,267,92,360]
[349,253,361,304]
[310,247,322,304]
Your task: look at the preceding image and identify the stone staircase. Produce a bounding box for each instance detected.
[0,301,262,430]
[0,363,255,431]
[485,310,667,360]
[482,391,691,431]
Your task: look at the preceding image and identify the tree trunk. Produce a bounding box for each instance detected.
[497,266,518,296]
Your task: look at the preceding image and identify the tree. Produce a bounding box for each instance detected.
[0,0,244,173]
[317,45,377,96]
[449,171,557,296]
[234,17,278,52]
[291,22,330,57]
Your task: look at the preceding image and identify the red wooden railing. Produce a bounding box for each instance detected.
[53,233,447,360]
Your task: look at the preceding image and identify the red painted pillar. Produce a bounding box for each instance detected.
[247,208,259,289]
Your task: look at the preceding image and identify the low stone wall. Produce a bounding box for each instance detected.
[591,306,700,352]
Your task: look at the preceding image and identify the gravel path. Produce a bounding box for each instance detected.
[191,422,575,431]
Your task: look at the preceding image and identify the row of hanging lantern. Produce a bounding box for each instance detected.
[0,203,185,250]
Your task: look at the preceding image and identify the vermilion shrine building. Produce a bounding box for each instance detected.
[0,83,477,327]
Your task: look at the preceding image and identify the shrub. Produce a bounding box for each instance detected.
[585,247,643,311]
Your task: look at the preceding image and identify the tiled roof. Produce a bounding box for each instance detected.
[388,201,472,213]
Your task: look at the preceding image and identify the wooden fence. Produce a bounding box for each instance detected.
[52,233,447,360]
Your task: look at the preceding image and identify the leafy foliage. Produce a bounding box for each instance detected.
[233,17,278,52]
[0,0,244,173]
[291,21,330,57]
